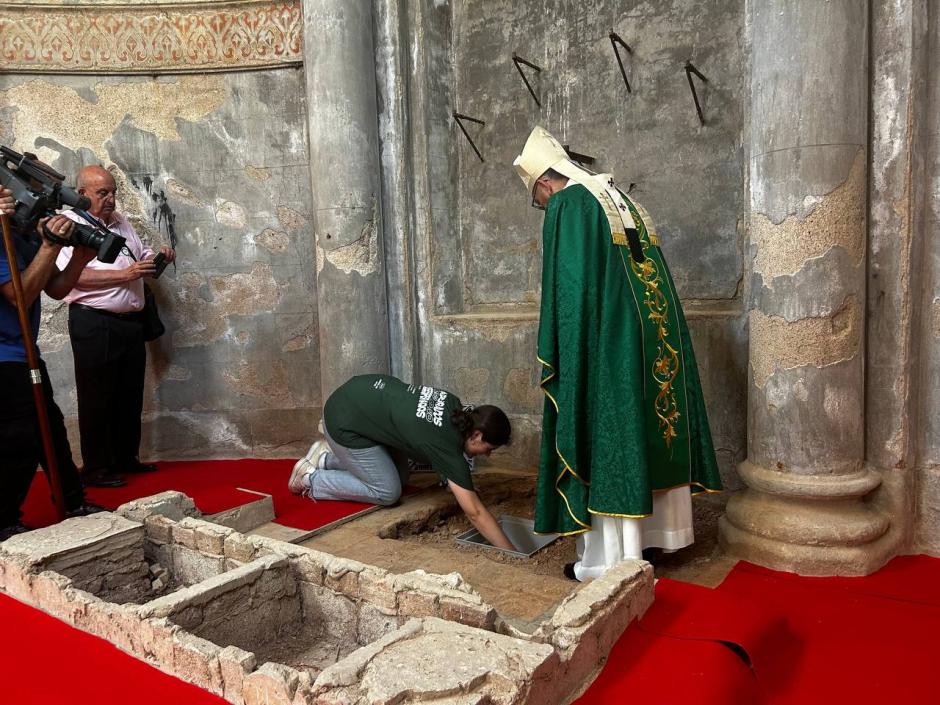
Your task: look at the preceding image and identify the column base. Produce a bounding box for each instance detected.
[718,461,903,576]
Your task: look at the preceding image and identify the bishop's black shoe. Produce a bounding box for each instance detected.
[66,502,106,518]
[83,469,127,488]
[563,562,578,581]
[0,523,31,542]
[124,461,158,474]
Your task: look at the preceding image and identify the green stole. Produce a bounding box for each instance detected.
[534,184,722,536]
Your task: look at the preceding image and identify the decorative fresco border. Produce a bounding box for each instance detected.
[0,1,303,73]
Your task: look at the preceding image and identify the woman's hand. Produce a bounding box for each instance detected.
[448,481,517,552]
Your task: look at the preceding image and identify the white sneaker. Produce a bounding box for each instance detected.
[304,439,331,468]
[288,458,315,494]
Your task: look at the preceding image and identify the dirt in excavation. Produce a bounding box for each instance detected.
[392,477,577,576]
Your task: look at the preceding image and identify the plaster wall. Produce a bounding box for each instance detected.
[0,46,319,459]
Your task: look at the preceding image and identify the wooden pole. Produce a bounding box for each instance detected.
[0,213,66,520]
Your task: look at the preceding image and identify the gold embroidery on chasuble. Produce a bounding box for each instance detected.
[624,201,682,450]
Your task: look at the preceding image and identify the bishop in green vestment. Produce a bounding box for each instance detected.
[513,127,722,579]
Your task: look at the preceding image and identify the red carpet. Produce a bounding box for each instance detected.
[0,591,228,705]
[1,547,937,704]
[21,459,381,532]
[576,555,940,705]
[576,619,762,705]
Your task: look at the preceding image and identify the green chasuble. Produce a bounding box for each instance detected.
[535,183,722,536]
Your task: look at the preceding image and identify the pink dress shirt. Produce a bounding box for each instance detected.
[57,211,155,314]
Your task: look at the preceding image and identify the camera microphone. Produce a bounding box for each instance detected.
[58,184,91,211]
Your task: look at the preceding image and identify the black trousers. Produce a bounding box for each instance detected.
[0,360,85,527]
[68,306,146,475]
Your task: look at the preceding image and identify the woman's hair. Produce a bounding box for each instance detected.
[450,405,512,446]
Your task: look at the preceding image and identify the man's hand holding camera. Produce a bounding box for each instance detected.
[0,186,14,217]
[0,188,97,306]
[39,216,96,264]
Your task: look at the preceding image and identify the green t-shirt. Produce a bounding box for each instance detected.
[323,374,475,490]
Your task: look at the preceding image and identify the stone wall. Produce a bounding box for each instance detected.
[5,0,940,563]
[379,0,748,483]
[0,1,319,461]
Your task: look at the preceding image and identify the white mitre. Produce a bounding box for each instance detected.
[512,125,640,246]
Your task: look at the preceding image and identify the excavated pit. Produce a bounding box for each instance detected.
[0,512,240,606]
[161,556,375,678]
[379,478,574,575]
[0,493,655,705]
[303,474,580,625]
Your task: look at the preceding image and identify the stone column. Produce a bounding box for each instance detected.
[302,0,390,398]
[867,1,929,553]
[719,0,898,575]
[374,0,421,382]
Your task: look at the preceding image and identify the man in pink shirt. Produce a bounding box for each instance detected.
[57,166,175,487]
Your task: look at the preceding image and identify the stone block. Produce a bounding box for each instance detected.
[28,570,73,616]
[313,618,558,705]
[1,514,143,572]
[208,494,275,534]
[0,552,34,600]
[243,662,301,705]
[322,556,366,597]
[172,631,225,694]
[219,644,257,703]
[144,515,175,545]
[117,491,199,523]
[358,574,397,611]
[299,582,358,643]
[357,603,399,644]
[170,545,227,584]
[396,589,438,618]
[534,559,654,699]
[548,560,650,632]
[292,553,325,586]
[172,524,198,550]
[149,618,183,672]
[194,523,234,556]
[438,596,498,630]
[224,533,256,563]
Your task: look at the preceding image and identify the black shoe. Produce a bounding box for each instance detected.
[124,461,158,474]
[83,471,127,488]
[0,523,31,542]
[563,562,578,581]
[66,502,106,518]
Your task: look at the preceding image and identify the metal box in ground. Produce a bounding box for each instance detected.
[455,515,558,558]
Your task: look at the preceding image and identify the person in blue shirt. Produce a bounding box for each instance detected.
[0,186,103,541]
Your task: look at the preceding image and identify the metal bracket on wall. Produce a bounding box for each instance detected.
[609,31,633,94]
[452,112,486,163]
[562,145,595,166]
[512,53,542,108]
[684,60,708,125]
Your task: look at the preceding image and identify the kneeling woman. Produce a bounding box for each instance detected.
[289,374,516,551]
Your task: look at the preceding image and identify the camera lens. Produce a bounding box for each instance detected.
[72,222,125,263]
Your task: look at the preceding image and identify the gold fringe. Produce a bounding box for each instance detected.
[588,508,652,519]
[539,357,592,531]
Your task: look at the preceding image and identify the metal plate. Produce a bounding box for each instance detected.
[455,515,559,558]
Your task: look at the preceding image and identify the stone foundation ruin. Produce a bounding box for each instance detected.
[0,491,653,704]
